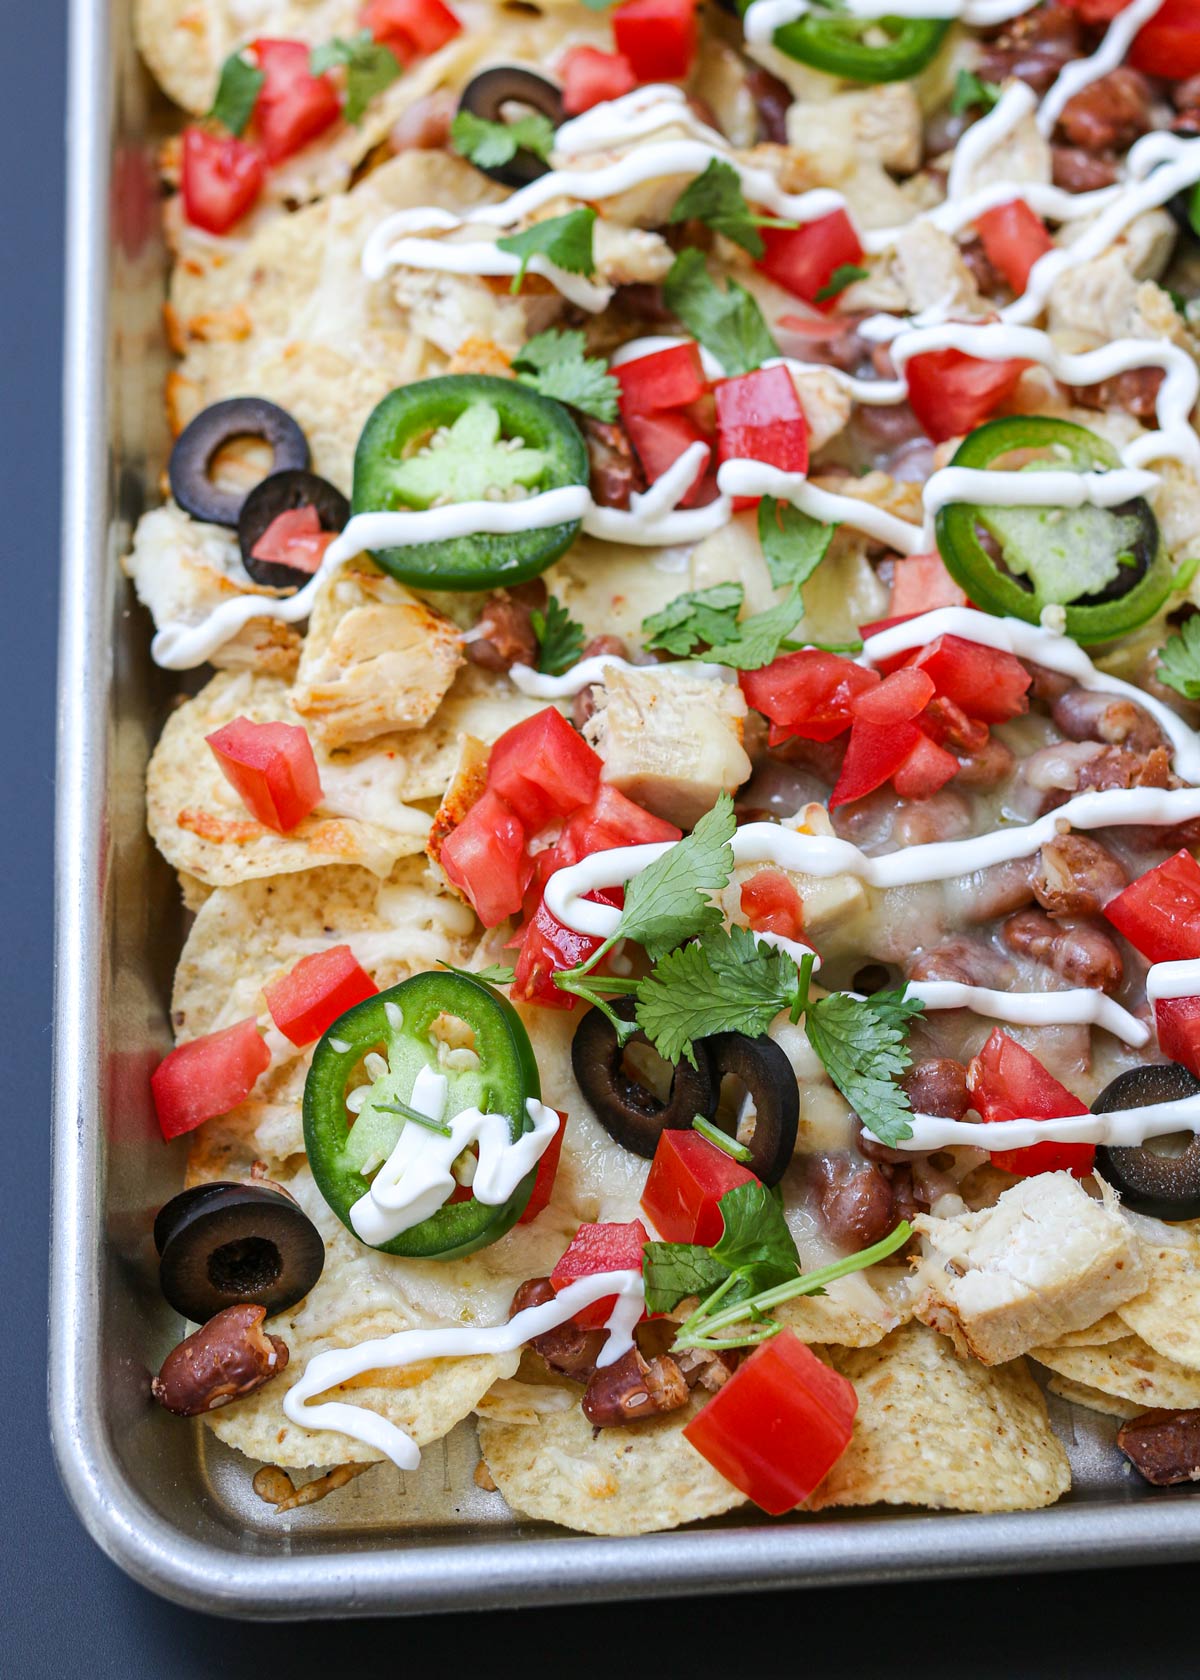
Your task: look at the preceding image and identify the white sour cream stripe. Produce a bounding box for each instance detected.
[903,981,1150,1046]
[869,1094,1200,1153]
[1147,959,1200,1002]
[508,655,728,699]
[1037,0,1167,137]
[920,464,1159,521]
[282,1269,646,1471]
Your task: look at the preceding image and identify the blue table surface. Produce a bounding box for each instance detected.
[6,4,1197,1670]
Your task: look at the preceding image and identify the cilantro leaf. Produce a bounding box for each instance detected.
[1158,615,1200,701]
[438,960,517,986]
[642,1243,731,1316]
[512,328,620,422]
[616,791,735,962]
[667,159,795,258]
[814,263,869,304]
[703,588,806,670]
[758,496,836,590]
[209,51,264,136]
[804,988,924,1146]
[498,208,596,293]
[531,595,585,676]
[642,582,744,657]
[451,109,555,171]
[951,69,1002,116]
[310,31,401,123]
[635,925,800,1066]
[710,1179,801,1296]
[663,249,779,377]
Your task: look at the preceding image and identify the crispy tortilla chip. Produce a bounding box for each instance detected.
[1040,1311,1130,1349]
[1032,1334,1200,1410]
[807,1324,1071,1513]
[1117,1216,1200,1370]
[478,1391,747,1536]
[474,1376,578,1426]
[777,1263,915,1348]
[1045,1374,1141,1421]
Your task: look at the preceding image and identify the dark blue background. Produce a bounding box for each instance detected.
[4,3,1197,1670]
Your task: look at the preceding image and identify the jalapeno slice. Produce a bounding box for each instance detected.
[935,416,1172,645]
[763,11,949,83]
[303,971,542,1259]
[350,374,588,590]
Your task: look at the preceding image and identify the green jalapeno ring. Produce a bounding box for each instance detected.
[303,971,542,1260]
[351,374,588,590]
[935,416,1173,647]
[762,12,950,83]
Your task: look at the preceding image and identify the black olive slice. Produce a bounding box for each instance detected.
[156,1182,325,1322]
[702,1032,799,1187]
[237,469,350,589]
[457,67,564,189]
[571,1000,714,1157]
[1094,1063,1200,1220]
[168,397,310,528]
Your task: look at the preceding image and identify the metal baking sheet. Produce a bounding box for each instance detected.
[48,0,1200,1618]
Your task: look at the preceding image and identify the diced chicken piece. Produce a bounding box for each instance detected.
[388,267,561,359]
[593,221,674,287]
[426,733,490,888]
[122,503,300,676]
[890,222,988,319]
[1048,247,1191,353]
[583,665,751,829]
[785,83,923,178]
[289,561,464,749]
[913,1174,1146,1365]
[789,367,852,452]
[959,110,1051,194]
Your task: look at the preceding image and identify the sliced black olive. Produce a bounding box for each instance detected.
[1094,1063,1200,1220]
[237,469,350,589]
[457,68,563,189]
[156,1181,325,1322]
[571,1000,714,1157]
[702,1032,799,1187]
[168,397,310,528]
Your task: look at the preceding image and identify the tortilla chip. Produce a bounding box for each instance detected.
[474,1376,578,1427]
[1117,1216,1200,1370]
[807,1324,1071,1513]
[776,1263,916,1349]
[1045,1374,1141,1422]
[1031,1334,1200,1410]
[1040,1311,1130,1349]
[478,1391,747,1536]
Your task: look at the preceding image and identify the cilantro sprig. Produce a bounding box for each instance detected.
[636,925,800,1066]
[531,595,585,676]
[814,263,869,304]
[667,159,797,259]
[498,209,597,293]
[951,69,1002,116]
[642,582,804,670]
[438,959,517,987]
[1158,615,1200,701]
[758,497,836,590]
[209,50,264,136]
[310,31,402,124]
[512,328,620,422]
[451,109,555,171]
[663,249,779,377]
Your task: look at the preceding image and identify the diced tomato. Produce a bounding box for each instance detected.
[251,506,336,573]
[849,666,935,727]
[740,650,879,744]
[756,210,863,309]
[486,707,601,832]
[511,887,623,1007]
[641,1130,756,1246]
[440,790,532,927]
[263,945,378,1047]
[559,785,682,861]
[251,39,340,164]
[1155,995,1200,1076]
[715,365,809,511]
[967,1028,1094,1177]
[906,349,1031,444]
[151,1018,270,1141]
[206,715,322,832]
[975,200,1054,295]
[907,634,1031,725]
[558,45,637,114]
[612,0,697,81]
[550,1219,650,1327]
[891,732,960,800]
[624,408,712,507]
[888,552,969,618]
[829,718,923,809]
[615,342,707,415]
[683,1330,857,1514]
[518,1110,568,1224]
[361,0,461,59]
[1131,0,1200,76]
[180,127,264,235]
[740,870,804,942]
[919,694,988,755]
[1104,849,1200,963]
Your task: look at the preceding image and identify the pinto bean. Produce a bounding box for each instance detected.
[1077,743,1173,794]
[954,735,1016,790]
[466,588,542,673]
[745,65,792,144]
[1022,660,1076,705]
[1057,67,1151,153]
[572,636,629,729]
[978,2,1082,93]
[582,1346,689,1426]
[510,1277,606,1382]
[907,937,1015,988]
[583,416,645,511]
[960,235,1004,296]
[1051,687,1167,755]
[1118,1409,1200,1486]
[1066,367,1164,423]
[1002,907,1124,993]
[674,1345,741,1392]
[613,282,672,324]
[1051,144,1118,191]
[809,1155,899,1252]
[890,790,973,846]
[152,1305,288,1417]
[900,1058,970,1121]
[1033,834,1127,918]
[951,857,1038,924]
[1022,738,1106,797]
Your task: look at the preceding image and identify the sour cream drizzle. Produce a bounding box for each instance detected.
[282,1268,645,1470]
[508,654,727,699]
[870,1094,1200,1153]
[1036,0,1167,137]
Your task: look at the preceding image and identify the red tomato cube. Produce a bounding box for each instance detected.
[361,0,461,58]
[888,552,968,617]
[740,650,880,743]
[486,707,602,831]
[251,506,335,573]
[612,0,698,81]
[615,342,708,416]
[683,1331,857,1513]
[181,128,264,235]
[906,350,1031,444]
[264,945,378,1047]
[975,199,1054,294]
[152,1018,270,1141]
[907,633,1031,724]
[849,666,935,727]
[1105,849,1200,963]
[890,732,960,800]
[550,1219,649,1327]
[511,887,623,1007]
[641,1130,756,1246]
[756,210,863,308]
[624,408,713,506]
[829,718,923,809]
[715,366,809,504]
[740,870,804,942]
[440,790,532,927]
[251,39,341,164]
[967,1028,1094,1176]
[1155,995,1200,1075]
[1131,0,1200,77]
[518,1110,568,1224]
[206,716,323,832]
[559,785,682,858]
[558,46,637,114]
